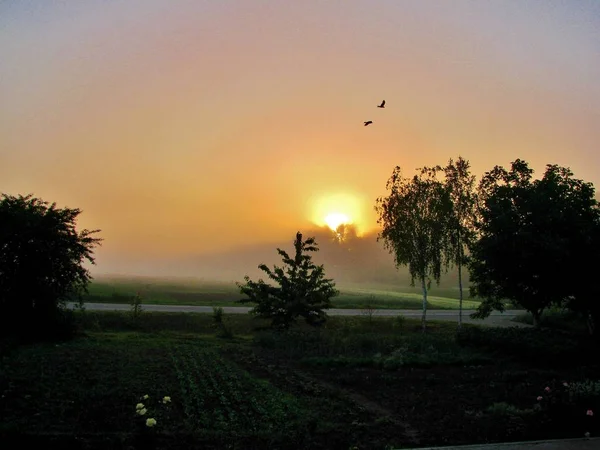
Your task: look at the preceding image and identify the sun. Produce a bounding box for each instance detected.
[310,192,366,235]
[324,212,351,231]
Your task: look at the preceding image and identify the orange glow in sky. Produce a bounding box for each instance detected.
[1,1,599,274]
[324,213,351,232]
[311,192,366,234]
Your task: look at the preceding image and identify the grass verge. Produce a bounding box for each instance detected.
[82,279,484,310]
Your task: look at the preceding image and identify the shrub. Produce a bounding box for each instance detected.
[455,326,588,365]
[130,292,144,321]
[237,231,339,330]
[487,402,535,418]
[26,306,79,342]
[212,306,224,324]
[361,295,377,324]
[392,314,406,331]
[212,307,233,339]
[512,308,590,335]
[531,380,600,438]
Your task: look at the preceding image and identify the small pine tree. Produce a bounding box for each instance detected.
[237,231,339,330]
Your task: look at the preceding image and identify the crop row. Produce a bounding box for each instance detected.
[170,344,304,436]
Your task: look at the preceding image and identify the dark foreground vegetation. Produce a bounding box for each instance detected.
[1,311,599,450]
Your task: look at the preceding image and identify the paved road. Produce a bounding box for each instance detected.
[415,437,600,450]
[68,302,529,327]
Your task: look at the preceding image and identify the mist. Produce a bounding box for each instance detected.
[90,225,468,294]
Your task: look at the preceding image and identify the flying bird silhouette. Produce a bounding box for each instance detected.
[377,100,385,108]
[364,121,373,126]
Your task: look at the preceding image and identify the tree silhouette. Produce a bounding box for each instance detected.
[565,216,600,338]
[331,223,357,243]
[469,160,599,327]
[237,231,339,330]
[0,193,102,340]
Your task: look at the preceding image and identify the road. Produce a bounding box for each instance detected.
[417,437,600,450]
[68,302,529,327]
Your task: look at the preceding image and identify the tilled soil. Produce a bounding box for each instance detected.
[226,345,600,449]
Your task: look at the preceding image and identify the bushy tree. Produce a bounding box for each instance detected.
[561,194,600,338]
[469,160,599,327]
[0,194,102,340]
[375,166,452,332]
[237,231,339,330]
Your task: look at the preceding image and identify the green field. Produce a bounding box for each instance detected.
[84,276,484,310]
[1,311,598,449]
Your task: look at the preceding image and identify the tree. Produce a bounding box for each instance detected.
[468,160,599,327]
[325,223,361,278]
[548,173,600,339]
[332,223,359,244]
[565,217,600,339]
[237,231,339,330]
[0,193,102,339]
[419,157,477,329]
[375,166,452,332]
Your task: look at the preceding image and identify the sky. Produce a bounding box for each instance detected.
[2,0,599,275]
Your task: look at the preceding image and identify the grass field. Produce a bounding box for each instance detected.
[83,276,485,310]
[1,311,599,449]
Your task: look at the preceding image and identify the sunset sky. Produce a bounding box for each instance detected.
[2,1,599,273]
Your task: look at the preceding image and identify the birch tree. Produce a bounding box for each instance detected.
[419,157,477,329]
[375,166,452,332]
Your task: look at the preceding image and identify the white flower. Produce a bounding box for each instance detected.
[137,408,147,416]
[146,418,157,427]
[162,396,171,404]
[136,403,145,410]
[142,394,149,400]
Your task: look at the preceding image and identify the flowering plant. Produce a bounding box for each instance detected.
[533,380,598,438]
[132,393,173,447]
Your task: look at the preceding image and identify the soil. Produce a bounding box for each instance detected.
[226,345,600,449]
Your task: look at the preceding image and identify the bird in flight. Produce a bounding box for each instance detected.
[377,100,386,108]
[364,121,373,126]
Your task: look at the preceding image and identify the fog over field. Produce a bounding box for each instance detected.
[91,225,468,294]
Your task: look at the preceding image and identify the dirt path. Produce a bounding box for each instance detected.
[224,347,421,446]
[311,375,421,445]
